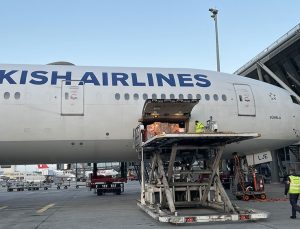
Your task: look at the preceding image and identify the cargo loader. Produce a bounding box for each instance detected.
[133,99,270,224]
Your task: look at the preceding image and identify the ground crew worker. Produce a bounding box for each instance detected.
[194,120,205,133]
[284,169,300,219]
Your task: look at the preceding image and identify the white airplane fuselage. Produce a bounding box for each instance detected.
[0,64,299,164]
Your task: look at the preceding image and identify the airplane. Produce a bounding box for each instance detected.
[0,63,299,164]
[97,169,119,177]
[84,169,119,177]
[37,164,75,180]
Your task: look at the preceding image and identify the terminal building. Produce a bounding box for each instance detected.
[235,23,300,181]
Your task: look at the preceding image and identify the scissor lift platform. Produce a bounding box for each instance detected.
[136,132,270,224]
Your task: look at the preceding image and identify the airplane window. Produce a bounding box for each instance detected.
[4,92,10,100]
[196,94,201,100]
[65,92,69,100]
[179,94,184,99]
[205,94,210,101]
[124,93,130,100]
[188,94,193,99]
[170,94,175,99]
[152,94,157,99]
[222,94,227,101]
[161,94,166,99]
[291,95,300,105]
[14,92,20,100]
[213,94,219,101]
[143,93,148,100]
[133,93,139,100]
[115,93,120,100]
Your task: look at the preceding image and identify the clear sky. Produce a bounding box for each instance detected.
[0,0,299,74]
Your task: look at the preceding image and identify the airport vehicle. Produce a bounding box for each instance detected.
[89,163,127,195]
[6,180,51,191]
[90,174,126,196]
[7,181,25,192]
[232,154,266,201]
[132,105,271,223]
[0,64,298,164]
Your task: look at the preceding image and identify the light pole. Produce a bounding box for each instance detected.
[209,8,220,72]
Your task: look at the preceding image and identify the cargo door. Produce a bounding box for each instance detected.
[233,84,256,116]
[61,80,84,116]
[141,99,199,122]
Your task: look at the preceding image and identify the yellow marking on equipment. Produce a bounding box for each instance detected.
[37,203,55,213]
[0,206,8,210]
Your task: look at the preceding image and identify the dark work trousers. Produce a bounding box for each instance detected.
[289,193,300,217]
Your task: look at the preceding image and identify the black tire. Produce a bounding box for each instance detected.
[97,189,103,196]
[260,194,267,200]
[76,185,79,189]
[243,194,250,201]
[57,186,60,190]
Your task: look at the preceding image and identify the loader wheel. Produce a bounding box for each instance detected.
[243,194,250,201]
[260,194,266,200]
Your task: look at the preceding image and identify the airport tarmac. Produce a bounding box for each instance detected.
[0,181,299,229]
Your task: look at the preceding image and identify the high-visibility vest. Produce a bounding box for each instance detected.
[288,175,300,194]
[195,122,205,133]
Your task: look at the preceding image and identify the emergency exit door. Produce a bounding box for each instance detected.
[61,81,84,116]
[233,84,256,116]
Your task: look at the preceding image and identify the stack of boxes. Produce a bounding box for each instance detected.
[145,122,185,140]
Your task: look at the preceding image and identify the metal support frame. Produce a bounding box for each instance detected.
[256,63,264,81]
[156,153,176,213]
[135,132,270,224]
[141,144,236,214]
[257,61,300,101]
[200,147,235,212]
[167,145,177,183]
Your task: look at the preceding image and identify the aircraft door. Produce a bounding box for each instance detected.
[233,84,256,116]
[61,80,84,116]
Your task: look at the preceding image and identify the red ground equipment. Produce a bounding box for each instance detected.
[89,162,127,196]
[233,154,266,201]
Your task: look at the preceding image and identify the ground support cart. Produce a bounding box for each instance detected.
[135,133,270,224]
[231,154,267,201]
[75,181,87,189]
[53,178,71,190]
[7,181,25,192]
[90,176,126,196]
[26,182,51,191]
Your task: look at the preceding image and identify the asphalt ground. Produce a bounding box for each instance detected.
[0,181,299,229]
